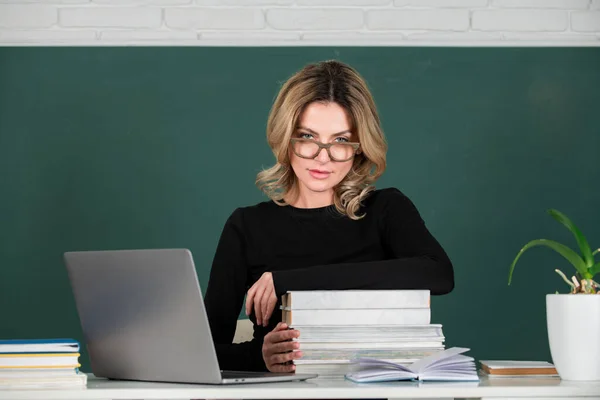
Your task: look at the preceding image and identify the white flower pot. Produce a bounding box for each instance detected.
[547,294,600,380]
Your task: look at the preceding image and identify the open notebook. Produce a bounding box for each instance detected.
[345,347,479,383]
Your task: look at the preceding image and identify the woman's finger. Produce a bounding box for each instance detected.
[269,340,299,354]
[245,284,257,316]
[261,286,274,326]
[253,282,267,325]
[263,290,278,325]
[271,350,302,365]
[269,328,299,344]
[268,362,296,373]
[263,323,286,346]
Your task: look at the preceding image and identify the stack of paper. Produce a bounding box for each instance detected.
[0,339,87,389]
[282,290,446,378]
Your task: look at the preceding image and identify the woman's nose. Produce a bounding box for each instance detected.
[314,147,330,163]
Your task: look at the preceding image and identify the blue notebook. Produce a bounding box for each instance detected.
[345,347,480,383]
[0,339,80,354]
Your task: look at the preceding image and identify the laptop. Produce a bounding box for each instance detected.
[64,248,318,384]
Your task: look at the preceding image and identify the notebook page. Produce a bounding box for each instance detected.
[409,347,471,374]
[426,355,475,371]
[351,357,412,372]
[345,369,416,382]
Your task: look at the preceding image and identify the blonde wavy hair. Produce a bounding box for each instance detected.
[256,60,387,220]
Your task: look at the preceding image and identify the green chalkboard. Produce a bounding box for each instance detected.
[1,47,599,372]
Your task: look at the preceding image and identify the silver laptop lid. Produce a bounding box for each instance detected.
[64,249,223,384]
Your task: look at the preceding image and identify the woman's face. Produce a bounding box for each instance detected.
[289,101,356,197]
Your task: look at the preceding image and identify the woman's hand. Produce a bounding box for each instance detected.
[246,272,277,326]
[262,322,302,373]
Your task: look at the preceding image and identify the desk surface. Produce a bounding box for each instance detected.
[2,375,600,400]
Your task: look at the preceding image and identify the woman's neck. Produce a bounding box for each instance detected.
[290,187,334,209]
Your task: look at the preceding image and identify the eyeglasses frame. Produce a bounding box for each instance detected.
[289,138,361,162]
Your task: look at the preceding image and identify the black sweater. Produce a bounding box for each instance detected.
[203,187,455,372]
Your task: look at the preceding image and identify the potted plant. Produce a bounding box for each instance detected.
[508,209,600,381]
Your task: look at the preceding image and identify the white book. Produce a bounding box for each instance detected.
[0,368,78,378]
[299,348,443,361]
[0,339,79,354]
[295,363,358,377]
[283,308,430,326]
[479,360,558,376]
[298,341,444,350]
[479,370,560,379]
[345,347,479,383]
[479,360,555,369]
[282,290,430,310]
[292,324,444,341]
[295,336,445,343]
[0,353,80,368]
[0,373,87,389]
[295,358,416,365]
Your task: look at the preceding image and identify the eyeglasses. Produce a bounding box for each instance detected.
[290,138,360,162]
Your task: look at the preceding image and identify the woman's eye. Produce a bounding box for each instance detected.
[335,137,350,143]
[299,133,314,139]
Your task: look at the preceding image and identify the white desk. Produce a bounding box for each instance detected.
[2,375,600,400]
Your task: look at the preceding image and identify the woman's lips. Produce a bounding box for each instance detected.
[308,169,331,179]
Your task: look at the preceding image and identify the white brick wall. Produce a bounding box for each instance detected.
[472,10,568,31]
[0,0,598,45]
[165,8,265,29]
[367,9,470,30]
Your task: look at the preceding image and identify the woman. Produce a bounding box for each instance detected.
[203,60,454,373]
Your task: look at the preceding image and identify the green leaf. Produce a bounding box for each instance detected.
[508,239,588,285]
[547,209,594,268]
[593,248,600,257]
[589,261,600,277]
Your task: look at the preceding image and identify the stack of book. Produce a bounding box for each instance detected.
[0,339,87,389]
[281,289,445,378]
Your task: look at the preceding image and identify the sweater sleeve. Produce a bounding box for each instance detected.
[203,208,267,372]
[271,189,455,297]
